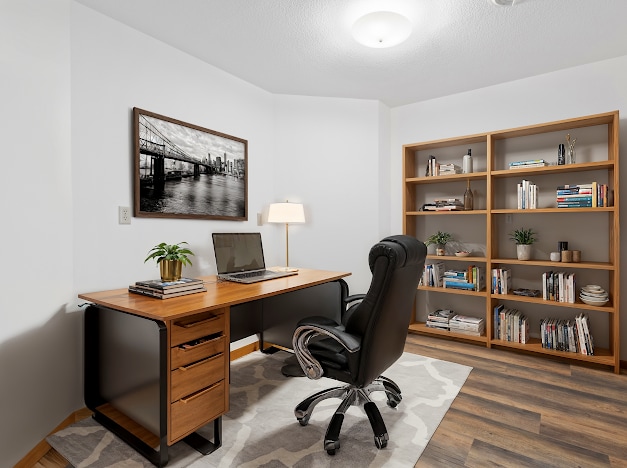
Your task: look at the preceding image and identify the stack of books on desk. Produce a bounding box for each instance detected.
[129,277,206,299]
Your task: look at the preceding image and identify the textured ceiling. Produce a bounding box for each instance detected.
[75,0,627,107]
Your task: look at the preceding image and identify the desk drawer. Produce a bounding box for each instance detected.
[171,354,224,402]
[171,311,225,347]
[171,380,225,442]
[171,335,225,369]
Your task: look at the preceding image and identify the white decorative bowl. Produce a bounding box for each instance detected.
[455,251,471,257]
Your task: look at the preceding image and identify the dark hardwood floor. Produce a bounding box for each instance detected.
[37,334,627,467]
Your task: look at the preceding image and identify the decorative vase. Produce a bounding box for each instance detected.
[160,260,182,281]
[516,244,532,261]
[436,244,446,256]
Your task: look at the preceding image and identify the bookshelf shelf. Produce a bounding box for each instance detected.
[408,322,488,344]
[403,110,620,373]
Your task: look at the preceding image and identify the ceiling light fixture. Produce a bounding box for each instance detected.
[491,0,516,5]
[351,11,412,49]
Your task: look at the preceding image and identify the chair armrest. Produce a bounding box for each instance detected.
[292,321,361,380]
[343,293,365,305]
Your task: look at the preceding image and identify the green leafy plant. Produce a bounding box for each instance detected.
[144,242,195,266]
[509,228,537,245]
[425,231,454,246]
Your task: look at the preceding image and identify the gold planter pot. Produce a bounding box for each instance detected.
[160,260,182,281]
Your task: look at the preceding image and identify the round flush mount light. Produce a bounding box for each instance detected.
[351,11,412,49]
[491,0,516,5]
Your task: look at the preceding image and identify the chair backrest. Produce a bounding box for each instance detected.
[343,235,426,386]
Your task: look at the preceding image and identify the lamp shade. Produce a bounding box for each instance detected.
[267,203,305,224]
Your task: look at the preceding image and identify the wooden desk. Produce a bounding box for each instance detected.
[79,269,349,467]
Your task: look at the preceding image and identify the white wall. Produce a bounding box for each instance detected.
[0,1,74,466]
[272,95,385,290]
[391,55,627,359]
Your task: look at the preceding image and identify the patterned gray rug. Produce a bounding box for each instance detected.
[48,351,471,467]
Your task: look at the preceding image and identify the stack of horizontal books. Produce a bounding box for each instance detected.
[556,183,609,208]
[443,266,484,291]
[508,159,548,169]
[426,309,455,331]
[448,315,485,336]
[128,277,206,299]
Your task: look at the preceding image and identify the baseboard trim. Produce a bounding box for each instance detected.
[15,407,92,468]
[230,341,259,361]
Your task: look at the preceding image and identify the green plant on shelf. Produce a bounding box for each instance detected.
[509,228,537,245]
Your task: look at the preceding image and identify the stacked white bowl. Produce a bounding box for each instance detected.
[579,285,609,306]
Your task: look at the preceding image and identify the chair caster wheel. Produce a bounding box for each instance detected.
[374,434,388,449]
[386,398,399,408]
[297,414,310,426]
[324,439,340,455]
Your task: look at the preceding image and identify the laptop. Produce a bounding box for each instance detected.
[212,232,298,284]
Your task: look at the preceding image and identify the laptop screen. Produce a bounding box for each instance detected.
[212,233,266,274]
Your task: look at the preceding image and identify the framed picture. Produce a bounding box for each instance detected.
[133,107,248,220]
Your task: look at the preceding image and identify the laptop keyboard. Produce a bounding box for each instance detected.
[231,270,271,279]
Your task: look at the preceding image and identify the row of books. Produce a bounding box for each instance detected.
[556,183,610,208]
[491,268,511,294]
[421,262,445,287]
[517,179,538,209]
[541,271,576,303]
[540,314,594,355]
[443,266,484,291]
[493,305,529,343]
[128,277,206,299]
[509,159,548,169]
[425,155,440,176]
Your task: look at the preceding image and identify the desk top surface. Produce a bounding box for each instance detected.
[78,268,350,321]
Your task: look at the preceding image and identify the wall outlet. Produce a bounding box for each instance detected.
[119,206,131,224]
[505,213,513,224]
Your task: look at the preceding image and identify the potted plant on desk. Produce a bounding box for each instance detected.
[510,228,536,261]
[145,241,195,281]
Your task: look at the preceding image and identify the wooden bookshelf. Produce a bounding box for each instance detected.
[403,111,620,373]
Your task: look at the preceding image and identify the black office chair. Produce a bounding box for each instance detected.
[291,235,426,455]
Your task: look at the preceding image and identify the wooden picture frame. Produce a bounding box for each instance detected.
[133,107,248,220]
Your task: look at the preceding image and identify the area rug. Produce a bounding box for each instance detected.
[47,351,471,467]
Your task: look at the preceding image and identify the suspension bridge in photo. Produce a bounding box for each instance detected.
[138,115,245,191]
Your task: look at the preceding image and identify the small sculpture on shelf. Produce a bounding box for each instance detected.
[509,228,536,261]
[426,231,454,256]
[565,133,577,164]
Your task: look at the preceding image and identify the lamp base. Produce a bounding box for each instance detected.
[269,266,299,273]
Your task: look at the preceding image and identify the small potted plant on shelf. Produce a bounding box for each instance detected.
[509,228,536,261]
[145,241,195,281]
[426,231,454,256]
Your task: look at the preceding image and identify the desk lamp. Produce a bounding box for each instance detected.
[267,201,305,272]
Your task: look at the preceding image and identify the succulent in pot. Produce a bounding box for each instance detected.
[144,242,195,281]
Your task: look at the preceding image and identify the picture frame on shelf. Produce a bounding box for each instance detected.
[133,107,248,221]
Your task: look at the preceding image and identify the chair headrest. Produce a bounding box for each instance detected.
[368,235,425,272]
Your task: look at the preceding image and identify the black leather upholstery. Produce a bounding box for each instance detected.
[292,235,426,454]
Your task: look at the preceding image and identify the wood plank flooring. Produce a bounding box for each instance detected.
[36,335,627,467]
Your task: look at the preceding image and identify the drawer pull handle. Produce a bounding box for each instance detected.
[180,335,222,351]
[180,383,219,403]
[177,315,220,329]
[178,355,220,372]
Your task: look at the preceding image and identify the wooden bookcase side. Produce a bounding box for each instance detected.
[403,111,620,373]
